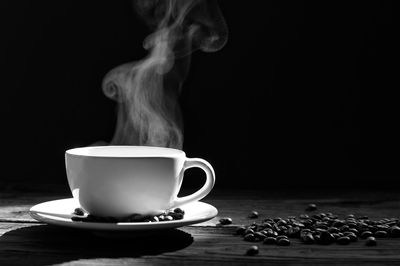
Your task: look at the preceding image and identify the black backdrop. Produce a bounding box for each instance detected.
[1,1,398,189]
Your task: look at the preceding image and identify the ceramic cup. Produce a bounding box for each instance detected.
[65,146,215,218]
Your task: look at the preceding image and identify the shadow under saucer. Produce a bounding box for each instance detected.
[0,224,193,266]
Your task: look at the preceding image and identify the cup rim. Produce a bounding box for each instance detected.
[65,145,185,158]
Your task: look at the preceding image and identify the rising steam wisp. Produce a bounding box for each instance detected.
[102,0,228,149]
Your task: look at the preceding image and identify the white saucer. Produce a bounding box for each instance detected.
[29,198,218,232]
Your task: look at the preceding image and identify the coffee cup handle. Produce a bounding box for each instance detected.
[172,158,216,207]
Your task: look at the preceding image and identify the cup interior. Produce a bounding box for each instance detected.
[66,145,184,158]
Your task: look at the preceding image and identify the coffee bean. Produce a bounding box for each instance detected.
[333,220,345,228]
[360,231,373,239]
[163,215,172,221]
[246,245,259,255]
[306,204,317,212]
[263,237,277,245]
[302,234,315,244]
[292,221,305,228]
[264,230,278,237]
[315,224,328,230]
[319,231,335,245]
[263,222,272,229]
[254,232,266,241]
[299,214,310,219]
[278,225,288,232]
[277,220,287,226]
[248,211,259,219]
[277,238,290,246]
[377,224,390,230]
[237,211,400,249]
[244,228,255,235]
[365,236,377,246]
[276,235,288,241]
[173,208,185,215]
[85,214,98,222]
[314,234,322,244]
[302,219,314,227]
[389,226,400,237]
[328,227,339,234]
[348,228,359,235]
[374,230,388,238]
[249,223,257,230]
[287,226,301,238]
[336,236,351,245]
[170,212,184,220]
[322,217,331,222]
[312,214,322,220]
[219,217,233,225]
[71,216,85,222]
[244,233,256,242]
[347,233,358,242]
[340,225,350,232]
[236,226,247,235]
[72,208,85,216]
[263,218,274,223]
[347,222,358,228]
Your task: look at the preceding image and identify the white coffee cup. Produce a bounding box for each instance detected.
[65,146,215,218]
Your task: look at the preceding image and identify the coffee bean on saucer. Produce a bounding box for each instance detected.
[219,217,233,225]
[72,208,85,216]
[71,216,85,222]
[246,245,259,255]
[173,208,185,215]
[165,215,173,221]
[248,211,259,219]
[170,212,184,220]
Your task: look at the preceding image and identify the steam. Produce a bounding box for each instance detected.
[102,0,228,149]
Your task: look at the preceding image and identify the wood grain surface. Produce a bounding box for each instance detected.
[1,188,400,265]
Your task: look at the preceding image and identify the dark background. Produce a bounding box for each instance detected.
[0,1,398,190]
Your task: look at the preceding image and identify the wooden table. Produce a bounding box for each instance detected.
[1,186,400,265]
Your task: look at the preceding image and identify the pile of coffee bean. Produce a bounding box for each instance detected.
[234,210,400,248]
[71,207,185,223]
